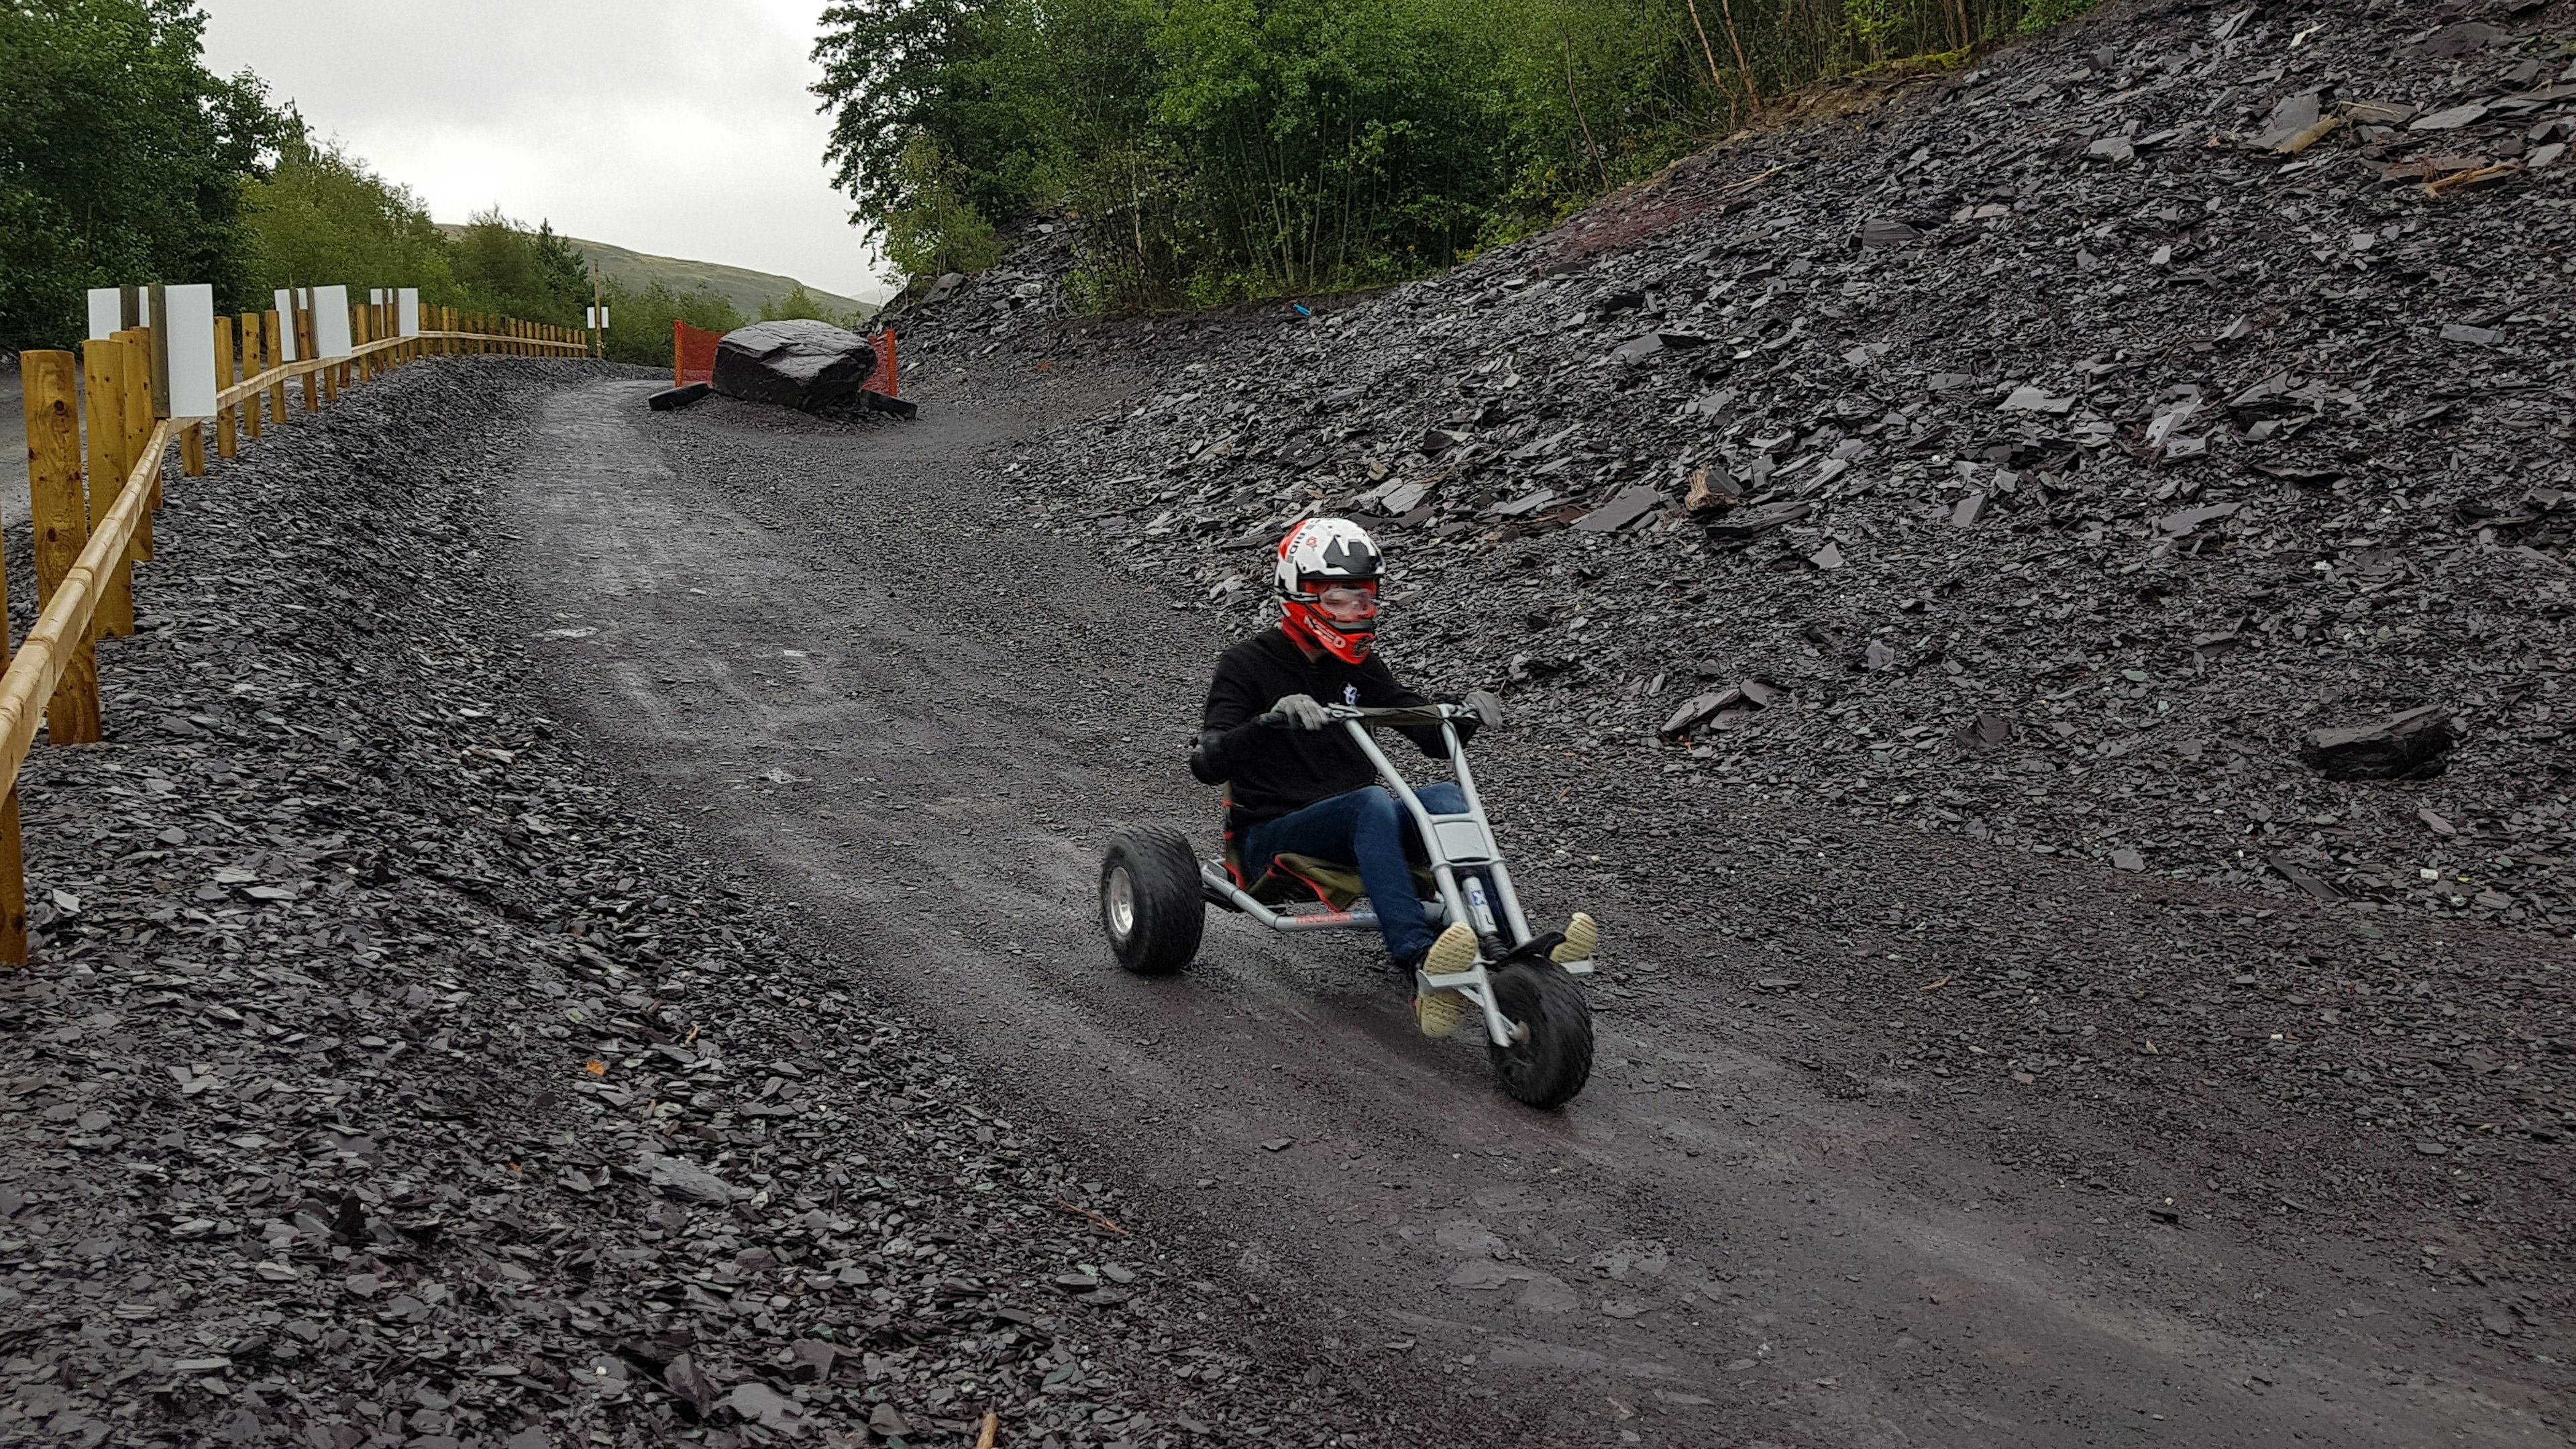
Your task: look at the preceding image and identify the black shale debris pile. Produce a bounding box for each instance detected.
[0,362,1372,1448]
[926,0,2576,935]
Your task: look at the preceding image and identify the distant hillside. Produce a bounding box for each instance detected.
[435,225,882,321]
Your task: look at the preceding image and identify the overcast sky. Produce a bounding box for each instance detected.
[200,0,891,301]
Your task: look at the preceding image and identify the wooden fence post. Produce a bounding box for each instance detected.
[0,373,19,961]
[78,342,137,639]
[21,352,102,748]
[215,315,239,458]
[298,305,319,413]
[239,313,263,438]
[264,310,288,427]
[115,331,158,555]
[0,784,21,967]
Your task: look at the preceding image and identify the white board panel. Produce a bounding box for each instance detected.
[159,284,219,418]
[398,288,421,337]
[87,288,120,341]
[274,289,299,360]
[311,284,354,360]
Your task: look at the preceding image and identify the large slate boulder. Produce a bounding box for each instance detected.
[2300,704,2455,781]
[709,320,880,411]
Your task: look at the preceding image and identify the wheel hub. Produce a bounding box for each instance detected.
[1106,864,1136,942]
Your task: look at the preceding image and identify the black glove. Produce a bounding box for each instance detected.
[1462,688,1504,731]
[1269,693,1332,731]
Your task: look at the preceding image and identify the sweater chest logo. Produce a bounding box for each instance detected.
[1343,683,1359,706]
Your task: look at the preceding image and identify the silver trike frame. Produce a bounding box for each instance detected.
[1197,702,1594,1049]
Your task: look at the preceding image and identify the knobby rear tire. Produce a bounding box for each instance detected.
[1487,962,1594,1110]
[1099,826,1204,977]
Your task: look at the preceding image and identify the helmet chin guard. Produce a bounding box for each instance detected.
[1275,519,1383,664]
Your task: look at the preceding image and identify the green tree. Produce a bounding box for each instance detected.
[877,130,1005,280]
[451,208,590,325]
[239,125,462,299]
[809,0,2098,315]
[0,0,286,349]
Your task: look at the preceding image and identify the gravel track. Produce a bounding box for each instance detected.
[0,360,1394,1449]
[505,368,2569,1447]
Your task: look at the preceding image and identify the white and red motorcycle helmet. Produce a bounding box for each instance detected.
[1275,518,1383,664]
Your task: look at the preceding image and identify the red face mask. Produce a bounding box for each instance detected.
[1282,580,1379,663]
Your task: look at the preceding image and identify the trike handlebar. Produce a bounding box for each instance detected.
[1254,702,1469,730]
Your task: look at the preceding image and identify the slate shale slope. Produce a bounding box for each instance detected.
[907,0,2576,937]
[0,362,1373,1448]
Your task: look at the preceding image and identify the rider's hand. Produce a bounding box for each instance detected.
[1462,688,1505,731]
[1271,693,1332,731]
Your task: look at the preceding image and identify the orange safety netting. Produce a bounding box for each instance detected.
[865,330,899,398]
[674,321,722,387]
[674,321,899,398]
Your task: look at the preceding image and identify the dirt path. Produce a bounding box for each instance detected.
[498,375,2567,1448]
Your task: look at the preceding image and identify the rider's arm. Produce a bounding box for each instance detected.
[1191,657,1269,784]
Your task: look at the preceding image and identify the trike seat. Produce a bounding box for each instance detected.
[1222,840,1438,912]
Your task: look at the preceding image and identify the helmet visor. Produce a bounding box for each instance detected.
[1310,583,1380,624]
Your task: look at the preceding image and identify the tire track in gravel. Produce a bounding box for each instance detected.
[501,376,2561,1448]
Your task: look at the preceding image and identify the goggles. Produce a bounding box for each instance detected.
[1309,583,1381,623]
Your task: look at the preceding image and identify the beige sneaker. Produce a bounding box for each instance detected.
[1550,912,1598,966]
[1412,922,1478,1038]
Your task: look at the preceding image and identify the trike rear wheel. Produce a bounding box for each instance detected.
[1099,826,1204,977]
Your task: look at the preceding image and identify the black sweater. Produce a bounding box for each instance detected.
[1192,629,1464,830]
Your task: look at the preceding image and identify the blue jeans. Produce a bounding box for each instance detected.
[1242,782,1468,963]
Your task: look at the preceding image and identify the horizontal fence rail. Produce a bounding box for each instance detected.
[3,303,588,962]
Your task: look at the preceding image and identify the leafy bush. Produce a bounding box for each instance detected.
[2019,0,2099,33]
[598,279,745,368]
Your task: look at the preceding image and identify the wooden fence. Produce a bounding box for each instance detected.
[2,304,588,962]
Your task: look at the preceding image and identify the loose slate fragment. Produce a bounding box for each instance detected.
[664,1354,718,1414]
[1487,488,1557,518]
[2440,323,2505,347]
[2251,93,2321,150]
[2158,501,2241,536]
[2267,855,2343,903]
[2421,21,2508,57]
[724,1383,810,1434]
[2412,103,2490,131]
[1999,386,2074,415]
[639,1151,743,1203]
[1860,217,1922,248]
[1952,714,2014,750]
[1377,482,1432,516]
[1571,486,1671,533]
[1684,388,1739,419]
[1703,500,1811,538]
[2299,706,2455,781]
